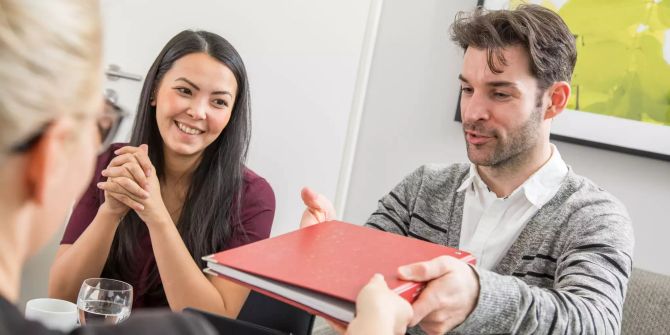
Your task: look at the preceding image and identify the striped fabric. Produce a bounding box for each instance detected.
[365,164,634,335]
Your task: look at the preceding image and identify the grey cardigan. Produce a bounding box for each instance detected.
[366,163,634,334]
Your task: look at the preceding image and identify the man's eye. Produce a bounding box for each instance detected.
[493,92,510,99]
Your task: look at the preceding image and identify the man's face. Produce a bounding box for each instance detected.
[459,46,546,168]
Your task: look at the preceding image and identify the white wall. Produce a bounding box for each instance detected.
[20,0,374,307]
[344,0,670,276]
[344,0,472,223]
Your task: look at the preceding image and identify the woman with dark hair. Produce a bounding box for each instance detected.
[49,30,275,318]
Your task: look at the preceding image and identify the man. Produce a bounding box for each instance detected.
[302,4,633,334]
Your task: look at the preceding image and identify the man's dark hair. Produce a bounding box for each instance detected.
[451,4,577,90]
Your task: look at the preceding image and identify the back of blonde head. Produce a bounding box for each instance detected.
[0,0,102,159]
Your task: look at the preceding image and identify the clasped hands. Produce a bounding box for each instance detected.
[97,144,170,227]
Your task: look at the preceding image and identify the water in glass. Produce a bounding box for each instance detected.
[77,278,133,326]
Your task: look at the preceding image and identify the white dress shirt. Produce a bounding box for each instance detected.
[457,144,569,270]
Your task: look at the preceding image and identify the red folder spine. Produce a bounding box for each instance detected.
[395,282,426,303]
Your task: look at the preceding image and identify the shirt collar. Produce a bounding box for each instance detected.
[456,144,568,207]
[457,163,478,193]
[520,144,568,207]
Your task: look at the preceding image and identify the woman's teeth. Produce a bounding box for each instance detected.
[176,121,203,135]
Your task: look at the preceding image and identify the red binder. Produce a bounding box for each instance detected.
[203,221,475,324]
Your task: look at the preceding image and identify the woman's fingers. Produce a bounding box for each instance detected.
[102,162,148,188]
[106,147,155,187]
[113,145,143,156]
[115,177,150,199]
[108,154,142,173]
[114,145,153,176]
[98,177,149,201]
[107,191,145,211]
[132,149,154,177]
[98,179,145,212]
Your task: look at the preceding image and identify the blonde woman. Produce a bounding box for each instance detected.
[0,0,214,333]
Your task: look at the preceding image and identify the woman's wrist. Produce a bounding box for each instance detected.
[97,203,126,225]
[144,209,174,232]
[348,315,395,335]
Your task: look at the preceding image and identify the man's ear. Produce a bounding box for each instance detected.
[26,119,71,205]
[544,81,571,120]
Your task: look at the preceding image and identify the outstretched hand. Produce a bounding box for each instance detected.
[299,187,336,229]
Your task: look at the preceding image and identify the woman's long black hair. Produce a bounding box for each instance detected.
[102,30,251,304]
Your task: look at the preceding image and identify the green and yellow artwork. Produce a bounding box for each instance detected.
[508,0,670,127]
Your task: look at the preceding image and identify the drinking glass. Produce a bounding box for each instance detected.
[77,278,133,325]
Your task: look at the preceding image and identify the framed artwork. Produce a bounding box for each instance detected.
[456,0,670,161]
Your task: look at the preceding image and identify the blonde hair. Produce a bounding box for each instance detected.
[0,0,102,158]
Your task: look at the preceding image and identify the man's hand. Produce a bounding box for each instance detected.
[398,256,480,335]
[299,187,336,228]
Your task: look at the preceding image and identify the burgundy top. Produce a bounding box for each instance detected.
[61,143,275,309]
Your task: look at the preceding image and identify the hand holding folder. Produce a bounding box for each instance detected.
[397,255,481,334]
[203,221,476,325]
[347,274,414,335]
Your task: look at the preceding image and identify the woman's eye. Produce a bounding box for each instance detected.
[213,99,228,108]
[175,87,192,95]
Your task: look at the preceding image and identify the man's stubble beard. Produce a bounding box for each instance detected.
[464,105,544,172]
